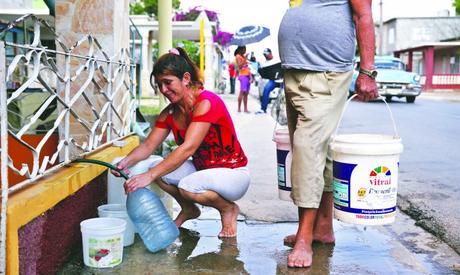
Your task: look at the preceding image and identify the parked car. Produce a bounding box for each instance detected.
[350,56,422,103]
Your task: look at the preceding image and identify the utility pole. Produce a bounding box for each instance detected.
[379,0,384,55]
[158,0,172,109]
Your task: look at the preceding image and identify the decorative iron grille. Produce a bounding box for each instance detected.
[1,14,137,190]
[0,13,138,272]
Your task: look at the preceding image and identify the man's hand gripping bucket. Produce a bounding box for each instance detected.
[330,95,404,225]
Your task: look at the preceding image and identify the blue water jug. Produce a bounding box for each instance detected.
[126,188,179,252]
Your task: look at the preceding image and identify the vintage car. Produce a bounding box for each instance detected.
[350,56,422,103]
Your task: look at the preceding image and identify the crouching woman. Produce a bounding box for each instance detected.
[112,47,250,238]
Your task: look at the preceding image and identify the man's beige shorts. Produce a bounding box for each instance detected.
[284,69,353,208]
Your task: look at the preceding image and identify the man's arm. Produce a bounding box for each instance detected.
[350,0,379,101]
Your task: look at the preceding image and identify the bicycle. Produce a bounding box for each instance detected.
[258,62,287,125]
[270,83,288,126]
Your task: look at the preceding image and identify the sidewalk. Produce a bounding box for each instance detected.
[419,90,460,102]
[60,91,460,274]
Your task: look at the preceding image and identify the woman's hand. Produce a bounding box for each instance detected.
[124,172,154,193]
[111,158,131,178]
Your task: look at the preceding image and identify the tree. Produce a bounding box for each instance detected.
[152,40,200,66]
[455,0,460,15]
[130,2,145,15]
[130,0,181,16]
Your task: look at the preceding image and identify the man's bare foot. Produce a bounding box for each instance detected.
[313,231,335,243]
[283,234,296,247]
[174,204,201,227]
[287,239,313,268]
[283,233,335,247]
[218,203,239,238]
[238,109,241,112]
[244,110,250,113]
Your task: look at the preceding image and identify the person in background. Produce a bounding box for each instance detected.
[234,46,251,113]
[228,61,236,94]
[248,52,260,86]
[112,47,250,238]
[256,48,282,114]
[278,0,378,268]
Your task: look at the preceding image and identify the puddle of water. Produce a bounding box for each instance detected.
[59,219,457,274]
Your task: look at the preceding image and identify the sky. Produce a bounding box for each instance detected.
[180,0,456,61]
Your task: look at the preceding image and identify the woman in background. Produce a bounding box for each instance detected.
[234,46,251,113]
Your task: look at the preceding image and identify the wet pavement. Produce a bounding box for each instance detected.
[60,207,459,274]
[59,90,460,274]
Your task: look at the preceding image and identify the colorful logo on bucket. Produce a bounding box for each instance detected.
[369,166,391,186]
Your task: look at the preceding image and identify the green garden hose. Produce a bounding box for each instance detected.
[73,158,129,180]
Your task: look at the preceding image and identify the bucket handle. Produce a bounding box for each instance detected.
[333,94,400,139]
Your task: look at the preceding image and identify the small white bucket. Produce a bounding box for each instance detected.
[80,217,126,268]
[330,96,404,225]
[272,127,292,201]
[98,204,135,247]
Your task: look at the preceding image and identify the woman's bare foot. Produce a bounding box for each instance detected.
[284,232,335,247]
[287,239,313,268]
[218,203,239,238]
[174,204,201,227]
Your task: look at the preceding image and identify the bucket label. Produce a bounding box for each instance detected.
[333,160,398,222]
[276,149,291,191]
[88,236,122,267]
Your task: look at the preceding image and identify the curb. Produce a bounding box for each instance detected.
[397,195,460,255]
[419,92,460,102]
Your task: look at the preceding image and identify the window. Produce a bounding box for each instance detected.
[388,28,395,45]
[450,55,460,74]
[375,60,405,70]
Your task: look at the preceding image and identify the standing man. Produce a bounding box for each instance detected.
[278,0,378,268]
[228,62,236,94]
[256,48,282,114]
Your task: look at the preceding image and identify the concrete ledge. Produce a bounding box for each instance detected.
[7,135,139,275]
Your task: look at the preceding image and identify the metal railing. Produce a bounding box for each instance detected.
[129,16,143,98]
[0,14,138,272]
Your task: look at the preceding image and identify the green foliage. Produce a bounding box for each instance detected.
[151,40,200,66]
[454,0,460,15]
[160,139,178,157]
[130,2,145,15]
[130,0,181,17]
[139,104,161,116]
[175,40,200,66]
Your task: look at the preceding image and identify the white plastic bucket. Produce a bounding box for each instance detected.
[80,217,126,268]
[273,127,292,201]
[330,96,404,225]
[98,204,135,247]
[108,155,162,204]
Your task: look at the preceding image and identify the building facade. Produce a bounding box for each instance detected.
[379,17,460,90]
